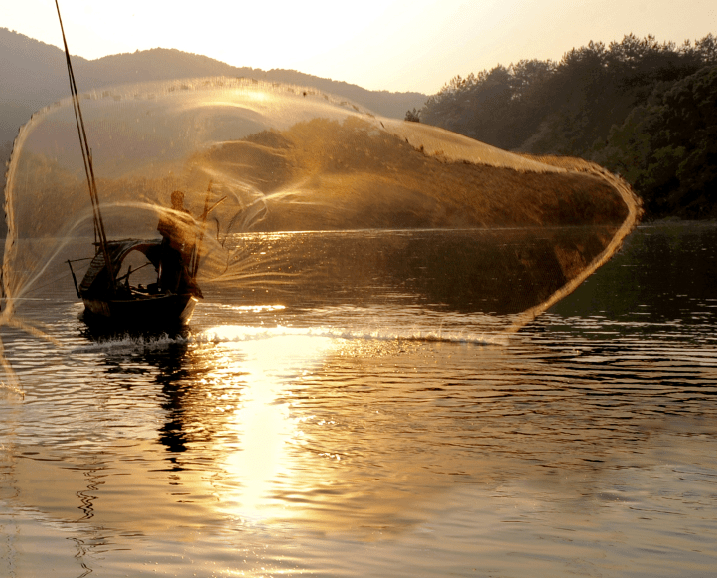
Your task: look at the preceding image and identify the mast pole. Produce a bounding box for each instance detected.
[55,0,114,291]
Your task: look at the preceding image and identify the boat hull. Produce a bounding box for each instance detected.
[76,239,201,331]
[82,293,198,329]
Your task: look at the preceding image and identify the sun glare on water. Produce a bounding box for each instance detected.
[199,328,337,521]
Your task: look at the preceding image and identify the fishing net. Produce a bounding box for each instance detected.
[1,77,640,341]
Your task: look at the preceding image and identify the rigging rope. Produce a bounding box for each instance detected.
[54,0,114,293]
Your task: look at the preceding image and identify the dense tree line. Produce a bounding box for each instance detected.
[417,34,717,219]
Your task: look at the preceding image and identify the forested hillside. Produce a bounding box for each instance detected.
[419,34,717,219]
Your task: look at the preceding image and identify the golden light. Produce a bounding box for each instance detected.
[202,326,337,521]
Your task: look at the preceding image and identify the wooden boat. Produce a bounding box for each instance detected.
[71,239,199,329]
[56,1,201,329]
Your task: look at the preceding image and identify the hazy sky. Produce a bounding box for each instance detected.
[5,0,716,94]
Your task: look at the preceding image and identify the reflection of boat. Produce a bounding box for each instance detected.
[56,3,200,329]
[70,239,199,328]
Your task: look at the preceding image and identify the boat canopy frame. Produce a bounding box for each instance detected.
[73,239,162,298]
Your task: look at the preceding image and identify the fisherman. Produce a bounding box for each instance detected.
[157,190,194,294]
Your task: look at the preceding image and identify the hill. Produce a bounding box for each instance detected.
[0,27,425,149]
[0,28,426,235]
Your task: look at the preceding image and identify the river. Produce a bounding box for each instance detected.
[1,221,715,577]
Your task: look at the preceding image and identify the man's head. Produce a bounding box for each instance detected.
[171,190,185,209]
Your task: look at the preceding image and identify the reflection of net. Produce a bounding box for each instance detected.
[2,77,640,331]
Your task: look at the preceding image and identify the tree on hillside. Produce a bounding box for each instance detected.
[422,34,715,153]
[526,35,710,155]
[404,108,421,122]
[422,60,556,150]
[596,65,717,217]
[419,33,717,218]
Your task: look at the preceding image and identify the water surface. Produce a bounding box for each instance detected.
[1,222,716,577]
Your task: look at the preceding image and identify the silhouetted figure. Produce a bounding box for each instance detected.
[157,190,193,294]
